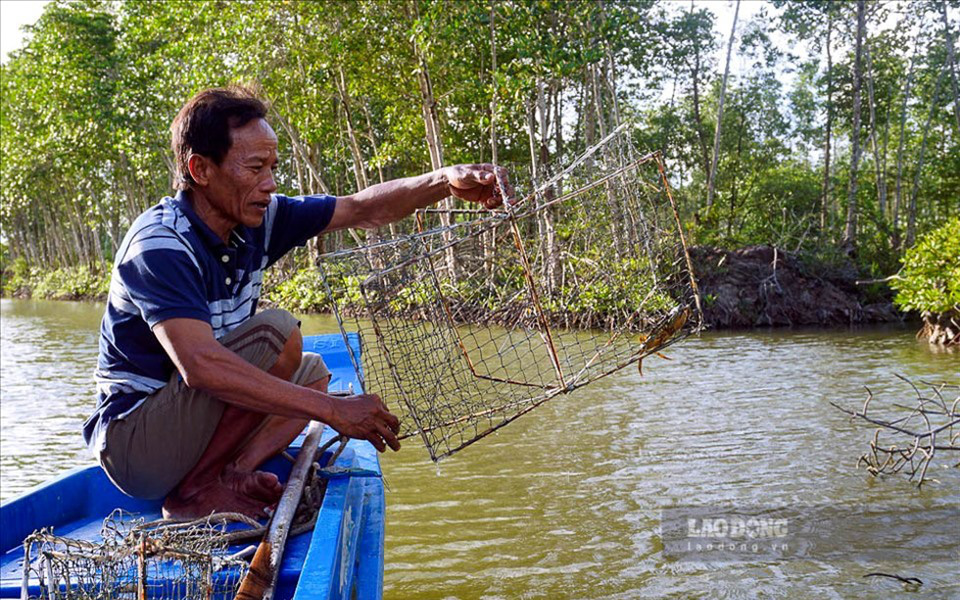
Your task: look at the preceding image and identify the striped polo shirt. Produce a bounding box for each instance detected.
[83,190,336,451]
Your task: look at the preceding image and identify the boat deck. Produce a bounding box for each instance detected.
[0,333,383,600]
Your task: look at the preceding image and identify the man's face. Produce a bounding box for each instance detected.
[202,118,279,230]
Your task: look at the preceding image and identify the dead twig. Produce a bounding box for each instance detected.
[831,376,959,488]
[863,572,923,586]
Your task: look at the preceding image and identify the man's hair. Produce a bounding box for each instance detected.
[170,85,268,191]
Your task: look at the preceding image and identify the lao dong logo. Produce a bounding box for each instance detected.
[687,516,788,539]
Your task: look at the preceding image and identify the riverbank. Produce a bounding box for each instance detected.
[1,245,908,330]
[0,260,109,302]
[689,245,903,329]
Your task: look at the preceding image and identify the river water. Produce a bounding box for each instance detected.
[1,298,957,598]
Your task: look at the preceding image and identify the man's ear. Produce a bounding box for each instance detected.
[187,154,213,187]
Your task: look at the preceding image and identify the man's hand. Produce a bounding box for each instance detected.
[325,393,401,452]
[443,164,516,209]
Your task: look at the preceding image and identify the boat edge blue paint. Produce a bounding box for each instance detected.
[0,332,383,600]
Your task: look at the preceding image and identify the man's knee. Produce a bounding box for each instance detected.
[220,308,303,376]
[307,375,330,393]
[269,325,303,381]
[294,353,331,392]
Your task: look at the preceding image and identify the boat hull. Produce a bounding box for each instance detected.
[0,333,383,600]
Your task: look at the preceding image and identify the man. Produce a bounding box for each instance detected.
[83,85,512,519]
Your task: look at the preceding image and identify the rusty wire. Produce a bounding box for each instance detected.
[21,510,251,600]
[320,126,702,461]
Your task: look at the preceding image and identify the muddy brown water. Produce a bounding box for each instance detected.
[1,298,957,599]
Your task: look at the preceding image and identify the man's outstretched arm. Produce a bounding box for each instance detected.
[325,164,514,231]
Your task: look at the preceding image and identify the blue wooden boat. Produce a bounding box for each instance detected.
[0,333,383,599]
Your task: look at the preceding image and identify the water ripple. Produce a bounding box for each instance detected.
[2,303,957,599]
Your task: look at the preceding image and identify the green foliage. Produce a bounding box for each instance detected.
[0,257,32,296]
[262,268,332,313]
[543,257,673,316]
[390,279,440,313]
[263,253,675,325]
[1,261,110,299]
[1,0,957,322]
[32,265,110,300]
[892,217,960,315]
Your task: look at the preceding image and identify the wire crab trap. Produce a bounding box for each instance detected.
[20,511,252,599]
[320,125,702,461]
[17,436,341,599]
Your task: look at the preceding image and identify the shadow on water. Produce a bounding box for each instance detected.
[2,301,957,599]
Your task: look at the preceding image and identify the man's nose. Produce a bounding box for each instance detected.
[262,173,277,194]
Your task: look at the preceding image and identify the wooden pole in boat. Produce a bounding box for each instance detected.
[19,540,30,600]
[235,420,326,600]
[137,534,147,600]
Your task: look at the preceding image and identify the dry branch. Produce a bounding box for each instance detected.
[830,377,959,488]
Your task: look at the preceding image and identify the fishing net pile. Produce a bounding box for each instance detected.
[320,125,702,461]
[20,511,254,599]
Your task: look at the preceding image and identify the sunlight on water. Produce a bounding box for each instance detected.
[1,299,103,495]
[2,299,957,599]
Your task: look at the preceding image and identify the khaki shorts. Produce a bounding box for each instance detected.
[100,308,330,500]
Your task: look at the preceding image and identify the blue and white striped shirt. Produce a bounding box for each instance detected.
[83,190,336,451]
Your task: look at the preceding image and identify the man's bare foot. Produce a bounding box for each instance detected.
[222,467,284,503]
[162,481,269,520]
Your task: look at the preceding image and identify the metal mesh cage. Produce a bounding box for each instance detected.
[321,126,702,461]
[20,511,252,599]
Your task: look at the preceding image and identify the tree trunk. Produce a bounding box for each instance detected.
[410,0,455,276]
[68,198,90,267]
[271,107,331,194]
[728,97,745,239]
[880,77,893,218]
[821,9,833,234]
[413,45,443,168]
[13,215,27,265]
[554,81,564,180]
[598,0,621,130]
[291,146,306,193]
[706,0,740,211]
[892,27,921,250]
[335,65,369,192]
[842,0,866,252]
[536,78,559,294]
[583,65,596,150]
[663,71,679,158]
[334,67,382,255]
[361,100,385,185]
[591,63,608,139]
[906,65,946,248]
[864,39,888,223]
[527,96,540,186]
[690,33,711,177]
[485,0,498,286]
[941,1,960,132]
[489,0,499,166]
[13,214,34,265]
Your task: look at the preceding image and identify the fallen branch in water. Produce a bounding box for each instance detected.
[830,375,959,488]
[863,572,923,586]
